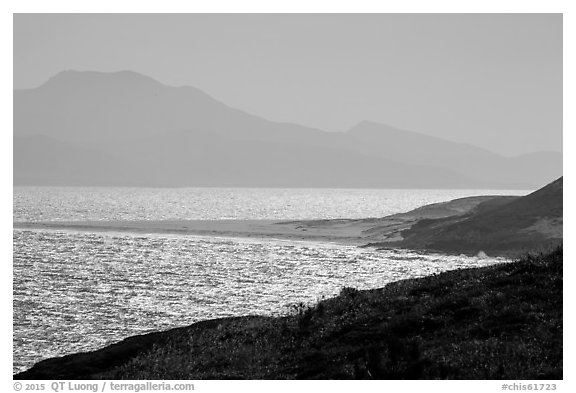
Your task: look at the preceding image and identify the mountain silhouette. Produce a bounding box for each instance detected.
[344,121,561,187]
[14,70,562,188]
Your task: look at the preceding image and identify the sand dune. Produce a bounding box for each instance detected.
[14,195,506,247]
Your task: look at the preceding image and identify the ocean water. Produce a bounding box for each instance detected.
[14,186,529,222]
[13,186,528,374]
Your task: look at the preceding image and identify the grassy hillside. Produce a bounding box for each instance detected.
[16,247,563,380]
[395,177,563,256]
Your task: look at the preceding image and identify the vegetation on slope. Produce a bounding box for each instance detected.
[16,247,563,380]
[392,177,563,256]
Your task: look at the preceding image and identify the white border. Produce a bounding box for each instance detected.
[3,1,573,391]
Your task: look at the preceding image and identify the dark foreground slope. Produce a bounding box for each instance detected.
[389,177,563,256]
[16,247,562,380]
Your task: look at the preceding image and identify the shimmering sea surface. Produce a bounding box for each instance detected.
[13,186,527,373]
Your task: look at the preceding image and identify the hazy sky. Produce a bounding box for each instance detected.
[13,13,562,156]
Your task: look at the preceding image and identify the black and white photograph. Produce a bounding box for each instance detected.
[9,4,567,386]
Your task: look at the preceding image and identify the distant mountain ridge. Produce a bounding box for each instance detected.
[14,70,562,188]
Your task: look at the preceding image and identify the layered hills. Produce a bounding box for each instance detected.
[14,70,562,188]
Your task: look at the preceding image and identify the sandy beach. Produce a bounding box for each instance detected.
[14,195,506,247]
[13,219,379,245]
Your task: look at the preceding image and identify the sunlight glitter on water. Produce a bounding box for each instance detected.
[13,229,507,373]
[14,186,527,374]
[13,186,528,222]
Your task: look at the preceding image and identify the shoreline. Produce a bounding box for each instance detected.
[14,195,509,249]
[13,219,373,246]
[15,247,562,380]
[13,184,563,378]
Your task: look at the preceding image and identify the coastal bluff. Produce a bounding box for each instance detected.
[15,177,563,258]
[382,177,563,256]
